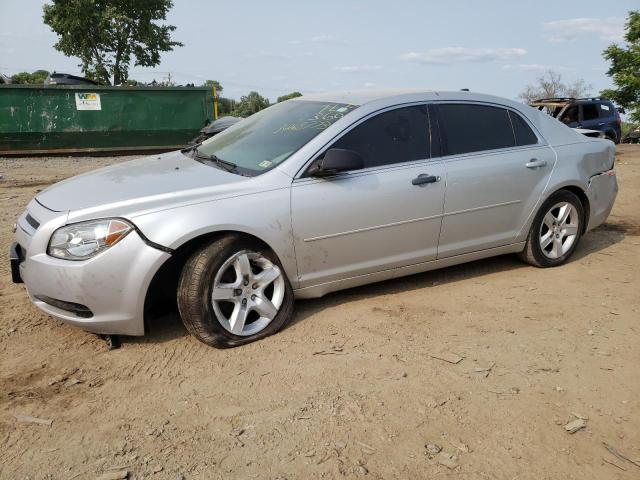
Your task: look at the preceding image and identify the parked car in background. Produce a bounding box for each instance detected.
[11,90,618,348]
[530,97,622,143]
[190,116,241,144]
[45,72,100,86]
[622,126,640,144]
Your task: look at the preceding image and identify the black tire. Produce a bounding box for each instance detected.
[177,234,294,348]
[518,190,584,268]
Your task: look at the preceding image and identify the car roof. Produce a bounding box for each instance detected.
[276,90,587,177]
[300,89,526,108]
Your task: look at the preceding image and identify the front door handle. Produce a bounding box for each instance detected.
[412,174,440,185]
[525,158,547,169]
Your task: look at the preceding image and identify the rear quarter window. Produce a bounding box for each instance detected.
[598,103,614,117]
[438,104,515,155]
[509,111,538,146]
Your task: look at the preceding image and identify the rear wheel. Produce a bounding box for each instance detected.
[519,190,584,268]
[177,235,294,348]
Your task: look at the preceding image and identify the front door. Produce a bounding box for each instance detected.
[291,104,446,288]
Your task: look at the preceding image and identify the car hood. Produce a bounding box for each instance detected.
[36,150,245,214]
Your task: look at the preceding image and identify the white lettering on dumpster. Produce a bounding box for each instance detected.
[75,93,101,110]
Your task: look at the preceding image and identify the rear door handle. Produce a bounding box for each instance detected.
[412,174,440,185]
[525,159,547,169]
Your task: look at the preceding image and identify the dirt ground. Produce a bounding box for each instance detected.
[1,147,639,480]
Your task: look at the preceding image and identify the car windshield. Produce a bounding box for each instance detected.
[194,100,358,175]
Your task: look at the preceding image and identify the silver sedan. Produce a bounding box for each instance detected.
[11,90,618,347]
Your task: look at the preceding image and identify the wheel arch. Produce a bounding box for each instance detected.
[143,229,289,333]
[544,184,591,234]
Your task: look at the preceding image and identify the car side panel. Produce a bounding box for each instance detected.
[539,140,617,234]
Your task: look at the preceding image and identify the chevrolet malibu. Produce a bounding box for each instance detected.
[10,90,618,348]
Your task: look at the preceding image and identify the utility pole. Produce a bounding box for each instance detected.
[212,83,219,120]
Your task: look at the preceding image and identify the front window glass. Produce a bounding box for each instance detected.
[559,105,579,124]
[195,101,357,175]
[330,105,431,168]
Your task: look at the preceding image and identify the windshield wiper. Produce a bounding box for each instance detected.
[193,147,239,174]
[181,142,201,153]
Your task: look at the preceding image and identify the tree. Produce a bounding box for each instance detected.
[601,11,640,121]
[232,91,270,117]
[518,70,591,104]
[11,70,50,84]
[202,80,223,95]
[218,97,235,115]
[277,91,302,102]
[43,0,183,85]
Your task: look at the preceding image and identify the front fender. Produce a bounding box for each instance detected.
[129,187,299,288]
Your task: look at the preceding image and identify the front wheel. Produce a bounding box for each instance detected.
[519,190,584,268]
[177,235,294,348]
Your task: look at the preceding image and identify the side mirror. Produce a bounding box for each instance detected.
[310,148,364,177]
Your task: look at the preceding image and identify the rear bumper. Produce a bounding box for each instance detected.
[586,169,618,231]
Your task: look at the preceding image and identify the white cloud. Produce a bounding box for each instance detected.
[311,35,337,43]
[400,47,527,65]
[289,34,342,45]
[334,64,383,74]
[502,63,570,72]
[242,51,315,60]
[543,17,625,43]
[363,82,376,88]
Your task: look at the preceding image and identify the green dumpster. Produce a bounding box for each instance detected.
[0,85,213,155]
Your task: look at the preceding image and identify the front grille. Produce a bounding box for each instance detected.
[25,214,40,230]
[33,295,93,318]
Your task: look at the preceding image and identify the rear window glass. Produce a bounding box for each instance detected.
[438,104,515,155]
[509,111,538,146]
[582,104,599,121]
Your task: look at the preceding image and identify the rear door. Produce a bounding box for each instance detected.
[291,104,446,288]
[435,103,556,258]
[580,103,601,131]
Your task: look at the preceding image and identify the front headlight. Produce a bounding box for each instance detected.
[48,219,133,260]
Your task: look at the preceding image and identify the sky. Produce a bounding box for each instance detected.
[0,0,636,101]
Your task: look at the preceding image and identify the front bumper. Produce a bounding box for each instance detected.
[10,242,23,283]
[12,200,171,336]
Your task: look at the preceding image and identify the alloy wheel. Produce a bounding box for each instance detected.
[539,201,580,259]
[210,250,285,336]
